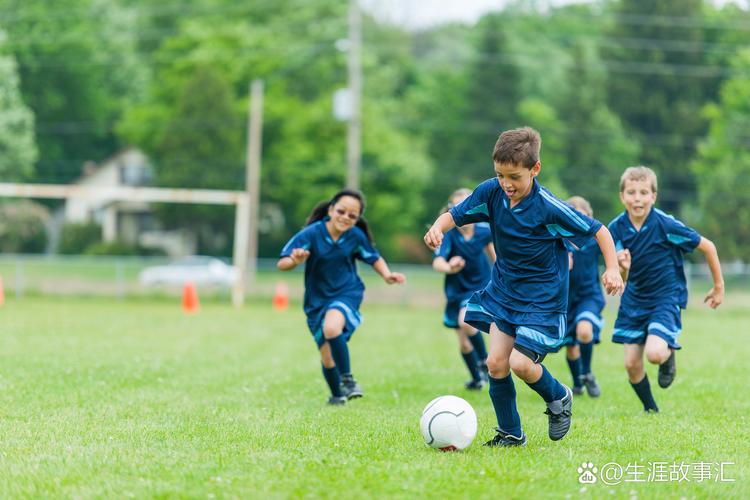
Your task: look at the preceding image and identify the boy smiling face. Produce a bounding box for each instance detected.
[494,161,540,207]
[620,178,657,225]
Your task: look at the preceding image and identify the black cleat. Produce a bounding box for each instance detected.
[545,385,573,441]
[658,351,676,388]
[581,373,601,398]
[483,428,527,447]
[327,395,347,406]
[340,375,364,399]
[464,379,486,390]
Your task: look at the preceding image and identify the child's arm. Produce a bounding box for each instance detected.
[372,258,407,285]
[484,243,497,264]
[617,249,631,282]
[433,256,465,274]
[424,212,456,250]
[593,225,625,295]
[277,248,310,271]
[697,236,724,308]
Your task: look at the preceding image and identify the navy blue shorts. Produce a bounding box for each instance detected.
[612,303,682,350]
[306,299,362,348]
[443,296,471,328]
[464,290,566,358]
[561,299,604,347]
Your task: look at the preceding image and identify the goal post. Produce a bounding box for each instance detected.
[0,182,252,306]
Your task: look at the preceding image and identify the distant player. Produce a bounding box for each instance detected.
[277,189,406,405]
[609,166,724,413]
[424,127,624,447]
[433,188,496,390]
[562,196,605,398]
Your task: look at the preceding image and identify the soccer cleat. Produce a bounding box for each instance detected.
[545,385,573,441]
[464,378,486,390]
[658,351,676,388]
[572,385,584,396]
[478,361,489,382]
[340,374,364,399]
[483,428,527,447]
[581,373,601,398]
[327,395,347,406]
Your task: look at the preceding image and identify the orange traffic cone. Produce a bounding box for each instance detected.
[182,281,200,314]
[0,276,4,307]
[272,281,289,311]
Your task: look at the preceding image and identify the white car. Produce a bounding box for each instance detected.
[139,256,238,287]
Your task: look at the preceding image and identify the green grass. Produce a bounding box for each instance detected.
[0,294,747,498]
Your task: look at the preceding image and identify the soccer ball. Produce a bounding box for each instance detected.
[419,395,477,451]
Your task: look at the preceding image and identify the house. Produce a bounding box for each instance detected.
[63,148,196,256]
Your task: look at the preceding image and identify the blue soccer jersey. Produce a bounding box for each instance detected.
[435,224,493,303]
[280,219,381,344]
[450,178,602,316]
[568,240,605,311]
[608,208,701,311]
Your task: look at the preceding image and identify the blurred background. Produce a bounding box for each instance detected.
[0,0,748,300]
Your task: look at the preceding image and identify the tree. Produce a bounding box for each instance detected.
[690,49,750,260]
[0,50,37,180]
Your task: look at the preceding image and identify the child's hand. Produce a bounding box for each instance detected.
[424,226,444,250]
[616,249,631,272]
[704,284,724,309]
[601,268,624,296]
[289,248,310,265]
[447,256,466,274]
[384,272,406,285]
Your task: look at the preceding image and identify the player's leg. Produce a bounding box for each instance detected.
[645,307,682,389]
[460,307,488,379]
[323,308,362,399]
[646,334,676,388]
[456,327,483,389]
[510,344,572,441]
[576,320,600,397]
[566,344,584,395]
[319,341,346,405]
[484,323,526,447]
[624,343,658,412]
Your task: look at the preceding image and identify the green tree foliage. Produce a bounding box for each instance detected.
[0,201,48,253]
[691,49,750,260]
[605,0,709,212]
[0,50,37,180]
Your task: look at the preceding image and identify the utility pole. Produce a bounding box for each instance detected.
[239,79,264,305]
[346,0,362,190]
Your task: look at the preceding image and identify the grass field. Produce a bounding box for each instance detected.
[0,293,747,498]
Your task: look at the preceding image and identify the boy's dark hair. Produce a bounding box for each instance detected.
[492,126,541,169]
[306,188,374,243]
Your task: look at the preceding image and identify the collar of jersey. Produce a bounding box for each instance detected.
[502,178,539,213]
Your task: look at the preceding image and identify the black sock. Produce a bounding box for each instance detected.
[327,335,351,377]
[468,331,488,362]
[567,356,583,388]
[630,374,659,412]
[321,365,343,397]
[488,374,522,437]
[461,350,482,381]
[580,341,593,375]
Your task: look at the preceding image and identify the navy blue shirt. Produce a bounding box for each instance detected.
[280,219,381,316]
[608,208,701,310]
[567,239,605,310]
[435,223,493,302]
[450,178,602,314]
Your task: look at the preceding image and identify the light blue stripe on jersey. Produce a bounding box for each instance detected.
[546,224,574,237]
[613,328,643,339]
[648,322,681,338]
[466,302,489,314]
[466,203,489,216]
[575,311,604,329]
[667,233,693,246]
[357,245,378,260]
[539,189,590,231]
[330,300,362,329]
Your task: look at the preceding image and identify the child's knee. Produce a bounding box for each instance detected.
[509,350,535,378]
[576,321,594,343]
[645,347,667,365]
[486,354,510,378]
[322,324,343,339]
[624,356,642,373]
[566,345,580,359]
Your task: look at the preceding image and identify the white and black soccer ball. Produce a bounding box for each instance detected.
[419,395,477,451]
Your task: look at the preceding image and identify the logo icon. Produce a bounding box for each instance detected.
[578,462,598,484]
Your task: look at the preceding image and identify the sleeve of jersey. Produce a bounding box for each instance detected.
[449,180,493,226]
[353,229,381,264]
[280,227,312,258]
[540,190,602,239]
[663,214,701,252]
